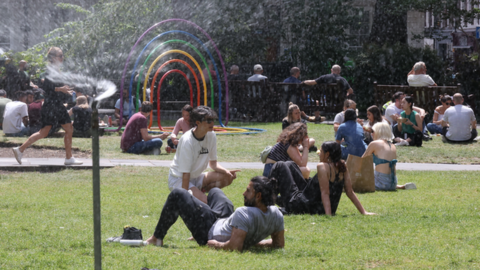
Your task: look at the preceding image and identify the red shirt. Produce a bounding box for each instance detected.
[28,101,43,127]
[120,112,147,151]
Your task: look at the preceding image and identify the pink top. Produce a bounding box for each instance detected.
[171,117,192,138]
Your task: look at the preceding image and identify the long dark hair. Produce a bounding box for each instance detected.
[321,141,346,173]
[404,96,414,110]
[250,176,278,206]
[277,122,307,147]
[367,105,383,124]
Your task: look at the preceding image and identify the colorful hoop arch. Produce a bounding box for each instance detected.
[142,49,207,106]
[153,69,192,131]
[135,38,214,111]
[116,19,229,133]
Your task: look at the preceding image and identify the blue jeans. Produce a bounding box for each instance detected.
[4,124,29,137]
[127,138,163,154]
[263,163,274,177]
[426,123,442,134]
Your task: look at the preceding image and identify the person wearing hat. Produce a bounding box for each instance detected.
[247,64,268,82]
[27,89,45,135]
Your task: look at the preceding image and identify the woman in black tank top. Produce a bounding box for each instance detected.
[316,141,376,215]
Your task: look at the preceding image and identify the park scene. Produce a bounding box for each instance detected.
[1,0,480,269]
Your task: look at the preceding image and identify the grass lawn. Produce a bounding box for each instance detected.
[2,121,479,164]
[1,167,479,269]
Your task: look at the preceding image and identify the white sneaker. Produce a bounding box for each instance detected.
[65,157,83,165]
[395,140,409,146]
[404,182,417,190]
[12,147,23,164]
[153,147,161,155]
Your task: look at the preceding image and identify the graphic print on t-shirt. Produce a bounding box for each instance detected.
[200,147,209,155]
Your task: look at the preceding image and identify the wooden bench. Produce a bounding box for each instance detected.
[373,82,476,115]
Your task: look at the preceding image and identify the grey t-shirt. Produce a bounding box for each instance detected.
[208,206,284,250]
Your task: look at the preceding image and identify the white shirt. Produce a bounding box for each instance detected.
[3,101,28,134]
[443,105,476,141]
[247,74,268,82]
[169,129,218,179]
[384,104,404,126]
[333,111,344,124]
[407,74,436,87]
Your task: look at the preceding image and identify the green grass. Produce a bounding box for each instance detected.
[2,121,479,164]
[1,167,479,269]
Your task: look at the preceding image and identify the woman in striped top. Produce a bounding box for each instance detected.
[263,122,311,178]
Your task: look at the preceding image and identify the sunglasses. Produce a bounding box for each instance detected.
[203,118,215,124]
[446,102,453,105]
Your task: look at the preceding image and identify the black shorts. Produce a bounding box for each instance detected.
[41,101,71,128]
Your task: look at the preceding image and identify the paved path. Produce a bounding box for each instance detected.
[1,158,480,171]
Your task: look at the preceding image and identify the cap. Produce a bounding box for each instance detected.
[254,64,263,71]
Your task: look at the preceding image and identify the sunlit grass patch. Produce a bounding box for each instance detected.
[1,168,480,269]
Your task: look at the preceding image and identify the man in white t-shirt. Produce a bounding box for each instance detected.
[247,64,268,82]
[441,93,477,142]
[168,106,240,203]
[3,91,29,137]
[333,99,356,133]
[407,61,437,87]
[146,176,285,251]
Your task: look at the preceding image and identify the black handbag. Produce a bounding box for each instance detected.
[122,226,143,240]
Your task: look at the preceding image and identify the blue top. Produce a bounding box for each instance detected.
[283,76,301,83]
[372,153,397,187]
[335,120,367,157]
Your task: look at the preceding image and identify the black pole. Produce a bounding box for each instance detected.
[91,100,101,270]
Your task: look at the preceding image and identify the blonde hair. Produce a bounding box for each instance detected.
[46,47,62,63]
[372,122,393,142]
[75,96,90,109]
[283,102,300,123]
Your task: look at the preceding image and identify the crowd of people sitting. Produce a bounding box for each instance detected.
[3,52,478,251]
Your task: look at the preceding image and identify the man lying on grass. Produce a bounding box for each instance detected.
[168,105,240,204]
[146,176,285,251]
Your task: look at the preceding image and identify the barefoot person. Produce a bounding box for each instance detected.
[12,47,82,165]
[168,106,240,203]
[362,122,416,191]
[146,176,284,251]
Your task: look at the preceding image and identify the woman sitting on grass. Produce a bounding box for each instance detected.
[363,105,388,145]
[269,141,375,216]
[165,104,193,153]
[394,96,423,147]
[336,109,367,160]
[263,122,312,178]
[362,122,416,191]
[68,96,92,138]
[282,102,316,152]
[427,94,452,135]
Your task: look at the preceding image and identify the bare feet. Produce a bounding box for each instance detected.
[146,235,163,246]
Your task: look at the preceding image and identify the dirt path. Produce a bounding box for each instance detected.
[0,142,91,159]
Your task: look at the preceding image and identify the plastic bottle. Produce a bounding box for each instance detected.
[72,91,76,102]
[120,240,148,246]
[108,116,112,127]
[307,95,311,106]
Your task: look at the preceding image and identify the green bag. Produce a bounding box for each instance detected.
[260,146,272,163]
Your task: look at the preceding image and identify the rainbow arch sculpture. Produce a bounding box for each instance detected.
[113,19,230,132]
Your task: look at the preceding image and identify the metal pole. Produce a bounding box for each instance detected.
[91,101,102,270]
